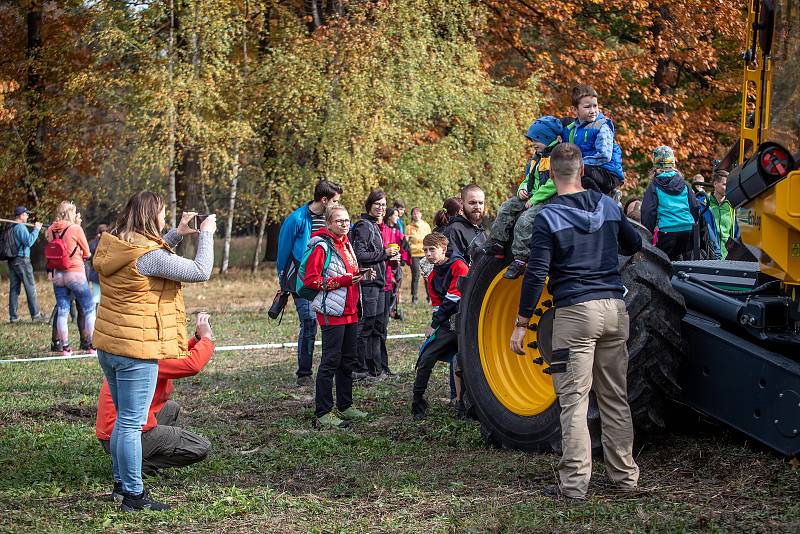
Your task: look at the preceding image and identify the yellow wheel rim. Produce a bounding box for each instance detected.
[477,269,556,416]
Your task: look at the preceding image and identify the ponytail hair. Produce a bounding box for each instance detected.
[434,197,462,228]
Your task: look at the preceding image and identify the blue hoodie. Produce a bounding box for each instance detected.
[518,190,642,315]
[276,202,317,274]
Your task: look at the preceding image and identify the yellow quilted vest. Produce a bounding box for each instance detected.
[92,231,188,360]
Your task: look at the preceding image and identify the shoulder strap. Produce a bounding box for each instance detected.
[566,121,576,144]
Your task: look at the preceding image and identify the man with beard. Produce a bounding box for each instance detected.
[442,184,485,264]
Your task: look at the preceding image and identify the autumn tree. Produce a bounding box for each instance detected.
[480,0,746,186]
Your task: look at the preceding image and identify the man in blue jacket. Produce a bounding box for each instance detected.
[510,143,642,501]
[277,181,343,386]
[8,206,46,323]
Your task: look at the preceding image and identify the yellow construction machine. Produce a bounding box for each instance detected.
[457,0,800,456]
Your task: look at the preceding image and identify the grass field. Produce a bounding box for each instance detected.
[0,270,798,533]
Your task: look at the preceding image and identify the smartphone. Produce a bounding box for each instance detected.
[190,214,210,230]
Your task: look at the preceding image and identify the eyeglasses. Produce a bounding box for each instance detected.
[333,219,350,225]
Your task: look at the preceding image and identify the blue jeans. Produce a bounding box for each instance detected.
[97,350,159,495]
[8,257,40,320]
[53,273,95,348]
[293,294,317,377]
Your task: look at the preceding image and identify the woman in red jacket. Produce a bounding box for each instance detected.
[302,206,371,429]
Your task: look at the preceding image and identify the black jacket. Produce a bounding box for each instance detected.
[442,215,484,264]
[519,190,642,316]
[349,214,388,288]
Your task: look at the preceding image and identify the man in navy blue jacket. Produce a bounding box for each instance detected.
[277,181,342,386]
[510,143,642,501]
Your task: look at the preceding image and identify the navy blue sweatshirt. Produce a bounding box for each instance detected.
[518,190,642,317]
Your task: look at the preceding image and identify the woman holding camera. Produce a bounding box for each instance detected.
[351,189,400,379]
[92,191,215,512]
[302,205,371,428]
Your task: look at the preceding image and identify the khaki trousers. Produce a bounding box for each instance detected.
[551,298,639,498]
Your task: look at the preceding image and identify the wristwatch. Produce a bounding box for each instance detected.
[514,318,529,328]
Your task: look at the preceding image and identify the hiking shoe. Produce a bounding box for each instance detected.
[412,398,428,421]
[451,400,467,419]
[296,375,313,387]
[315,412,350,429]
[503,259,527,279]
[111,481,124,503]
[339,406,369,421]
[120,489,171,512]
[543,484,586,502]
[481,239,506,257]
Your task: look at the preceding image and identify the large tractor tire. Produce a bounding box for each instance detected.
[457,241,686,452]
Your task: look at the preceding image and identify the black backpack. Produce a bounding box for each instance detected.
[0,224,19,261]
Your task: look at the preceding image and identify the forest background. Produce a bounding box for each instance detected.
[0,0,745,271]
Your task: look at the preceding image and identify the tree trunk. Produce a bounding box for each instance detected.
[305,0,323,32]
[252,208,269,273]
[24,2,44,208]
[167,0,177,228]
[175,0,203,258]
[221,1,249,275]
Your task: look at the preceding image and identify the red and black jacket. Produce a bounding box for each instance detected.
[427,255,469,330]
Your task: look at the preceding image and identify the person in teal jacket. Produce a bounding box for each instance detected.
[641,146,701,260]
[7,206,45,323]
[276,180,342,386]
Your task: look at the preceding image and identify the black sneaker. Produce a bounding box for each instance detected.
[412,398,428,420]
[503,259,527,280]
[120,489,171,512]
[111,482,124,503]
[50,340,63,352]
[480,239,506,257]
[352,371,370,381]
[296,375,313,387]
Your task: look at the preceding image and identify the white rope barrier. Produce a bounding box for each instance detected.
[0,333,426,365]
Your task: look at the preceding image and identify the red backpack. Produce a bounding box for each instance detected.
[44,226,78,271]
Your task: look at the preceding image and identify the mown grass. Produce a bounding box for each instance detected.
[1,272,798,533]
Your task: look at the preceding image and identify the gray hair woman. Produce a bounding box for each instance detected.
[300,205,371,428]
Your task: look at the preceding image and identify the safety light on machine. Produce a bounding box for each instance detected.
[726,141,796,209]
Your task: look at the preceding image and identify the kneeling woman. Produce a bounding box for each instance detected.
[302,206,370,428]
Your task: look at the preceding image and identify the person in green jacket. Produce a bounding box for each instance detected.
[482,116,563,279]
[697,169,739,260]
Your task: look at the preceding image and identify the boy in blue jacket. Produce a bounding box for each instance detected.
[563,84,625,194]
[276,180,343,386]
